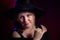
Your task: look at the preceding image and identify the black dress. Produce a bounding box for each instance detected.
[9,30,49,40]
[9,25,49,40]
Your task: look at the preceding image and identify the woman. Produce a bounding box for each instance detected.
[7,0,49,40]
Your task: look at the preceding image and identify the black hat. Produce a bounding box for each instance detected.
[6,0,46,20]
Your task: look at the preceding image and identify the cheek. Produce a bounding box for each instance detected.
[29,16,35,23]
[18,18,23,23]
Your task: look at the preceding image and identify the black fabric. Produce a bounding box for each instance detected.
[41,32,49,40]
[8,30,49,40]
[8,30,33,40]
[6,0,46,20]
[8,25,49,40]
[17,30,24,38]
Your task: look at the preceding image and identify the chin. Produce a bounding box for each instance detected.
[26,26,30,28]
[25,25,31,28]
[22,24,32,28]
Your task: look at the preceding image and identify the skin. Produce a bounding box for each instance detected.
[17,12,36,29]
[13,12,47,40]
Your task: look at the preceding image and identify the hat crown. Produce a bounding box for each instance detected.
[17,0,33,6]
[6,0,46,20]
[16,0,35,11]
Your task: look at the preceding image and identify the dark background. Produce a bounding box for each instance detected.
[0,0,60,40]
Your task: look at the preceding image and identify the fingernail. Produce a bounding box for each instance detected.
[40,24,43,26]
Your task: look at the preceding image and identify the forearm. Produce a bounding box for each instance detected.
[33,37,41,40]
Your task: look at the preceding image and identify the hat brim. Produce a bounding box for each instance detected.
[6,7,46,20]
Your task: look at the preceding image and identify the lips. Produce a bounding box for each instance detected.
[24,23,29,26]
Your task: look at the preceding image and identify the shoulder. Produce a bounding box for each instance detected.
[12,31,21,38]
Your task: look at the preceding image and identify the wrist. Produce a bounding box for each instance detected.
[33,38,41,40]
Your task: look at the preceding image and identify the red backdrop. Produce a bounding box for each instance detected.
[1,0,60,40]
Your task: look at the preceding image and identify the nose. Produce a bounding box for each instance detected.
[23,16,28,23]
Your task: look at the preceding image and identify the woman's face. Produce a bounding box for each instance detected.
[17,12,35,29]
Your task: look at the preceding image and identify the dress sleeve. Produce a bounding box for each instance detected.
[41,32,50,40]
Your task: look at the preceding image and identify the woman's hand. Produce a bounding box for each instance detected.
[33,25,47,40]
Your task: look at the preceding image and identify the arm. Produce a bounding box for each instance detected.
[12,31,21,38]
[8,31,21,40]
[33,25,48,40]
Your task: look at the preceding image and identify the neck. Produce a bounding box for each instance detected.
[22,26,36,38]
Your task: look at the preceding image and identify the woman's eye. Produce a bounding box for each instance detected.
[20,16,23,19]
[27,15,30,17]
[27,14,31,17]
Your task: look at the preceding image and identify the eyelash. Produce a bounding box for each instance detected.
[20,16,23,19]
[27,14,31,17]
[27,15,30,17]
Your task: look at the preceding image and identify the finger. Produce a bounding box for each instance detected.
[35,28,43,33]
[41,25,47,32]
[41,25,47,30]
[37,28,42,32]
